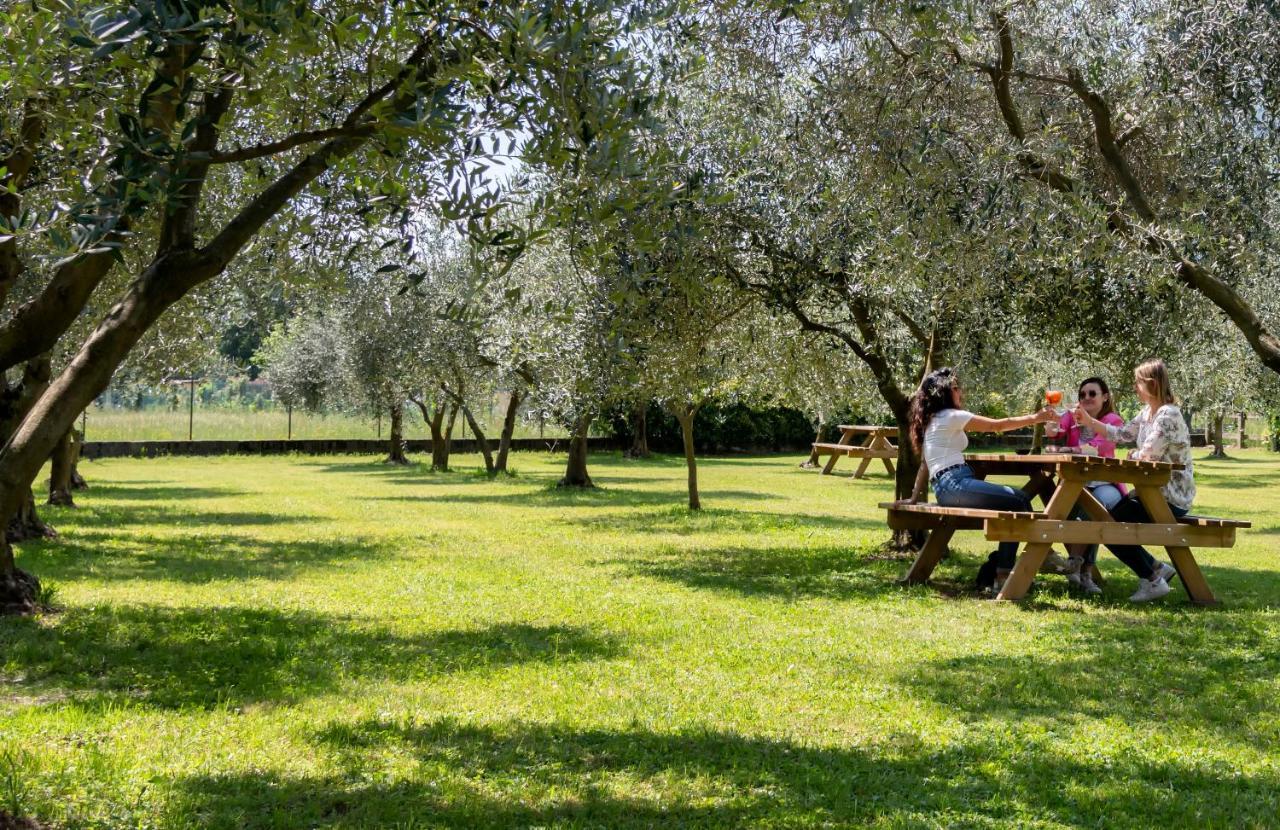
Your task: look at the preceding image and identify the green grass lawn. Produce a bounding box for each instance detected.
[3,450,1279,828]
[81,407,568,442]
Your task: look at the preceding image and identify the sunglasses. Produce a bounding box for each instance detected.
[1078,390,1103,399]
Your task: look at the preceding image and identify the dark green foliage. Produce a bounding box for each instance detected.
[608,401,824,453]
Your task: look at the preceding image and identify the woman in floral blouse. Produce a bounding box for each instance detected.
[1073,359,1193,602]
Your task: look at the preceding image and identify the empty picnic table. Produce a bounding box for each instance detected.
[881,453,1249,604]
[813,425,898,478]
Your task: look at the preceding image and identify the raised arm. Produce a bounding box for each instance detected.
[966,408,1058,434]
[1077,405,1141,445]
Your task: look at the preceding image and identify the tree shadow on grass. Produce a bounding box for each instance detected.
[610,541,905,601]
[161,717,1280,828]
[900,609,1280,747]
[16,529,394,584]
[48,503,322,530]
[0,609,623,710]
[72,482,247,501]
[368,487,769,510]
[570,505,882,537]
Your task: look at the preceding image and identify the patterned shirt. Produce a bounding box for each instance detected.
[1102,404,1196,510]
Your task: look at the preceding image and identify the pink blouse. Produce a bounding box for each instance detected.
[1058,411,1124,457]
[1058,410,1128,495]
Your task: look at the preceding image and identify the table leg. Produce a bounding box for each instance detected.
[875,433,896,476]
[820,430,855,475]
[852,436,876,479]
[998,480,1083,601]
[1134,486,1218,605]
[902,526,955,584]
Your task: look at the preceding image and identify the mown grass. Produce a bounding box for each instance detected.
[2,449,1279,829]
[82,407,567,442]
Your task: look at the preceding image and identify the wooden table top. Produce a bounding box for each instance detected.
[837,425,898,434]
[964,453,1184,473]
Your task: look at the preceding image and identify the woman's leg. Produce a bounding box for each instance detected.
[935,471,1030,568]
[1103,495,1159,579]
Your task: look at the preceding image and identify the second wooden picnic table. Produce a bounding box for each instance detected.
[813,425,898,478]
[882,453,1249,604]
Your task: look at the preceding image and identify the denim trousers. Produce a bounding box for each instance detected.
[933,465,1031,569]
[1104,494,1189,579]
[1073,483,1125,565]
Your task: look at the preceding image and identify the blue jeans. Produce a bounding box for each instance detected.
[933,465,1031,569]
[1104,495,1189,579]
[1072,483,1125,565]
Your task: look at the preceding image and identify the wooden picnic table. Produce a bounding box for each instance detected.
[881,453,1250,604]
[812,425,898,478]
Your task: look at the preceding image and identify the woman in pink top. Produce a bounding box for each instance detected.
[1046,377,1125,594]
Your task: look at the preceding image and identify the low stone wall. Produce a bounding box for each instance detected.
[82,436,619,460]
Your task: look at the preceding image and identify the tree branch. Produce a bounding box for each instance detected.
[206,123,379,164]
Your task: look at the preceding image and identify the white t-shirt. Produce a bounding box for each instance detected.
[923,409,973,475]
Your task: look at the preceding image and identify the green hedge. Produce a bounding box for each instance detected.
[607,402,830,453]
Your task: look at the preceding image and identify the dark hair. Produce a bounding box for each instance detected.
[1078,376,1115,419]
[909,367,960,455]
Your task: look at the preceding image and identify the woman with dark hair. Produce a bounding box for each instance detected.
[1073,358,1192,602]
[909,367,1058,592]
[1049,376,1127,595]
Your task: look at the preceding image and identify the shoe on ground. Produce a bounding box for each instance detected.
[1043,551,1072,575]
[1067,569,1102,595]
[1130,577,1171,603]
[1075,572,1102,596]
[1154,561,1177,583]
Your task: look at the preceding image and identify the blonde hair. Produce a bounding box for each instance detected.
[1134,358,1176,406]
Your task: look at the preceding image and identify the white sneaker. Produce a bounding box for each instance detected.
[1130,577,1171,603]
[1076,572,1102,596]
[1154,561,1177,583]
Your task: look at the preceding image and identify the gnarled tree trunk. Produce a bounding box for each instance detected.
[801,419,830,468]
[494,390,522,475]
[70,426,88,490]
[1210,412,1227,458]
[675,406,700,509]
[624,402,650,459]
[455,400,495,475]
[559,415,594,487]
[385,401,408,464]
[48,426,78,506]
[1236,411,1247,450]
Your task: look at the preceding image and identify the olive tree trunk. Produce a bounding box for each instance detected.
[457,401,495,475]
[801,420,830,468]
[559,416,594,488]
[48,427,78,506]
[1210,412,1227,458]
[1236,411,1247,450]
[385,401,408,464]
[70,426,88,490]
[624,402,650,459]
[494,389,522,475]
[674,406,700,510]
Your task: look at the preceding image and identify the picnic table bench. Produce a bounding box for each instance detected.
[881,453,1250,604]
[813,425,898,478]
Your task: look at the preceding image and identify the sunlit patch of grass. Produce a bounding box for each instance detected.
[3,449,1279,828]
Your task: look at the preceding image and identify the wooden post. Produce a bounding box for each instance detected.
[287,404,293,440]
[1237,411,1247,449]
[188,377,195,441]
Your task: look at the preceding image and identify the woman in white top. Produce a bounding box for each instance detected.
[1072,358,1193,602]
[909,368,1058,590]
